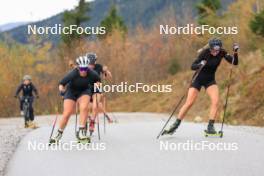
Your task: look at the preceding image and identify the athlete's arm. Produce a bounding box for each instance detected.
[58,85,66,93]
[191,49,207,70]
[32,84,39,97]
[223,50,238,65]
[92,69,101,83]
[14,84,23,97]
[89,69,102,92]
[59,69,77,92]
[103,66,112,80]
[59,69,77,86]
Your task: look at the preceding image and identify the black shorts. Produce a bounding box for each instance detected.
[64,89,92,101]
[190,75,216,91]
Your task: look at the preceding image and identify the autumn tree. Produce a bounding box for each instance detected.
[62,0,90,46]
[99,5,127,39]
[250,9,264,37]
[196,0,221,25]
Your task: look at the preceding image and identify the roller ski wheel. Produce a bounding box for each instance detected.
[161,119,181,136]
[77,128,91,144]
[49,138,58,145]
[77,137,91,144]
[161,129,174,136]
[204,130,222,137]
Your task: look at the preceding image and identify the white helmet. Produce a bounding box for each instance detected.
[23,75,32,81]
[76,56,89,68]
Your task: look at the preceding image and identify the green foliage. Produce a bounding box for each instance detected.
[99,5,127,39]
[2,0,236,45]
[196,0,221,25]
[250,10,264,37]
[62,0,90,46]
[168,58,180,75]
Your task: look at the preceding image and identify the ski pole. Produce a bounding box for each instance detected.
[102,92,106,134]
[49,112,58,141]
[103,112,106,134]
[102,79,118,123]
[75,103,78,138]
[156,62,206,139]
[49,95,62,142]
[156,95,185,139]
[95,93,101,140]
[219,55,235,135]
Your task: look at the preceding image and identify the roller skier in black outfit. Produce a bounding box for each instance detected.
[86,53,113,135]
[49,56,101,144]
[162,38,239,136]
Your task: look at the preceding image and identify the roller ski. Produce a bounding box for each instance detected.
[77,128,91,144]
[204,123,223,138]
[161,119,181,136]
[49,130,63,145]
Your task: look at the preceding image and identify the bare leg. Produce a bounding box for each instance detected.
[92,93,101,120]
[205,85,219,133]
[58,99,76,130]
[177,88,199,120]
[163,88,199,135]
[77,95,90,127]
[206,85,219,120]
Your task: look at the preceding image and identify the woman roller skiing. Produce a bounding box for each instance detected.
[49,55,101,144]
[162,38,239,136]
[86,52,113,135]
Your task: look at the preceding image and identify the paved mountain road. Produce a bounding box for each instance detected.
[5,113,264,176]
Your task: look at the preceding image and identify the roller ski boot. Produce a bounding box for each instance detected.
[24,120,37,129]
[28,121,38,129]
[49,130,63,145]
[204,122,223,137]
[77,128,91,144]
[161,119,181,136]
[24,120,30,128]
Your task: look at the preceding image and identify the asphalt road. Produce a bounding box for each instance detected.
[5,113,264,176]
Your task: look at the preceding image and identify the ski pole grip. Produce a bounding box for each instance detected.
[59,91,65,97]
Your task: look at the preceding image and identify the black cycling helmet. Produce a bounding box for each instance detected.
[209,38,222,50]
[86,52,97,65]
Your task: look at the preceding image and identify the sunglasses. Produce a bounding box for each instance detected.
[211,45,220,52]
[211,49,220,53]
[79,67,88,72]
